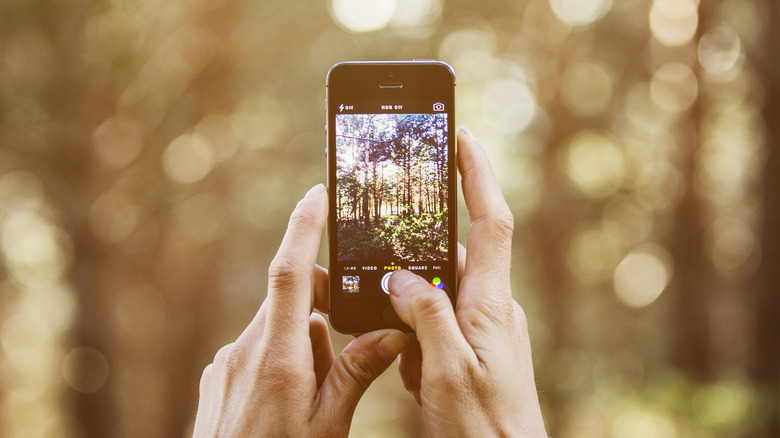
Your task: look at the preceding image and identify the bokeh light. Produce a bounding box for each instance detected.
[93,116,145,169]
[389,0,442,37]
[613,245,673,308]
[706,217,759,274]
[650,63,699,113]
[330,0,397,33]
[438,25,498,81]
[162,133,217,184]
[549,0,612,27]
[612,407,677,438]
[649,0,699,47]
[482,79,536,134]
[695,101,764,207]
[1,312,53,371]
[567,224,623,284]
[562,131,625,198]
[62,347,110,393]
[89,191,140,244]
[692,381,754,432]
[560,62,614,116]
[698,25,744,79]
[1,211,70,290]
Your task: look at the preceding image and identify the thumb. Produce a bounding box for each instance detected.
[388,270,472,363]
[314,330,408,428]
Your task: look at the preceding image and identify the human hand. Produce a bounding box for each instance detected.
[388,126,548,437]
[193,184,408,437]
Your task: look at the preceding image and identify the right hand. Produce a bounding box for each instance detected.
[388,126,548,437]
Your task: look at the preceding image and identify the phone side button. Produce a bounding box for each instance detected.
[382,305,403,326]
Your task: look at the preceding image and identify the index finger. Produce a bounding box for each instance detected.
[262,184,329,341]
[457,127,514,289]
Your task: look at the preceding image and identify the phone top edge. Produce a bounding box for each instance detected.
[326,60,456,85]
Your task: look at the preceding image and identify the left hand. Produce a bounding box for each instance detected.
[193,184,408,437]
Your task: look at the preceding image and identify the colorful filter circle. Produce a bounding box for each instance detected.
[431,277,444,289]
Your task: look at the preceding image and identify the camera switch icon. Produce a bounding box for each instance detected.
[433,102,445,112]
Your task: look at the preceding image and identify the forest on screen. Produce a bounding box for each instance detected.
[336,113,448,262]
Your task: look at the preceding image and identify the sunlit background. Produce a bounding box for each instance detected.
[0,0,778,436]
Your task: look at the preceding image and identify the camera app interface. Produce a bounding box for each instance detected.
[335,104,450,296]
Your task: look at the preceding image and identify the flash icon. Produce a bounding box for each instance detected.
[339,104,344,112]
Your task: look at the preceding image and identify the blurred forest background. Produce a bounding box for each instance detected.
[0,0,778,437]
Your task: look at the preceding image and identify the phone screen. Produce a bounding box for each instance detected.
[327,62,457,333]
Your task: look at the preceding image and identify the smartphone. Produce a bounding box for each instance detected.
[326,60,457,334]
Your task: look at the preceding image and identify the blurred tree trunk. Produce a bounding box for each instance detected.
[667,1,712,380]
[668,139,710,378]
[754,1,780,436]
[51,1,237,436]
[42,2,117,436]
[530,94,576,438]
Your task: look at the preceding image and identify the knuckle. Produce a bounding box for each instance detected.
[469,211,515,252]
[460,299,513,333]
[268,254,304,290]
[425,362,454,385]
[470,209,514,243]
[289,201,320,229]
[257,356,299,384]
[333,351,378,390]
[513,301,529,333]
[487,208,515,236]
[213,343,234,363]
[425,363,474,395]
[199,364,214,391]
[248,354,307,400]
[309,311,328,330]
[213,342,246,378]
[254,343,305,381]
[410,291,451,320]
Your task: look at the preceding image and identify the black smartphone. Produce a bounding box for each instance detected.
[326,60,457,334]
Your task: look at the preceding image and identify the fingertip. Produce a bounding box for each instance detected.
[309,311,328,326]
[305,183,327,199]
[309,312,332,354]
[313,264,330,313]
[293,183,328,220]
[398,335,422,402]
[315,329,405,428]
[457,125,477,142]
[377,330,408,360]
[411,390,421,405]
[388,269,428,296]
[457,242,467,280]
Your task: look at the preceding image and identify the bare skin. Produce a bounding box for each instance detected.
[193,183,408,437]
[193,127,547,437]
[389,126,547,437]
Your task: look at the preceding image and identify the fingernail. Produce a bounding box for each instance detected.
[458,125,476,142]
[305,183,326,199]
[378,331,408,358]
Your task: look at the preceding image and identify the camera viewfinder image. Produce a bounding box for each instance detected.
[335,113,449,262]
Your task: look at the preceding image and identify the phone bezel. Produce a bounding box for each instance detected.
[326,60,457,334]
